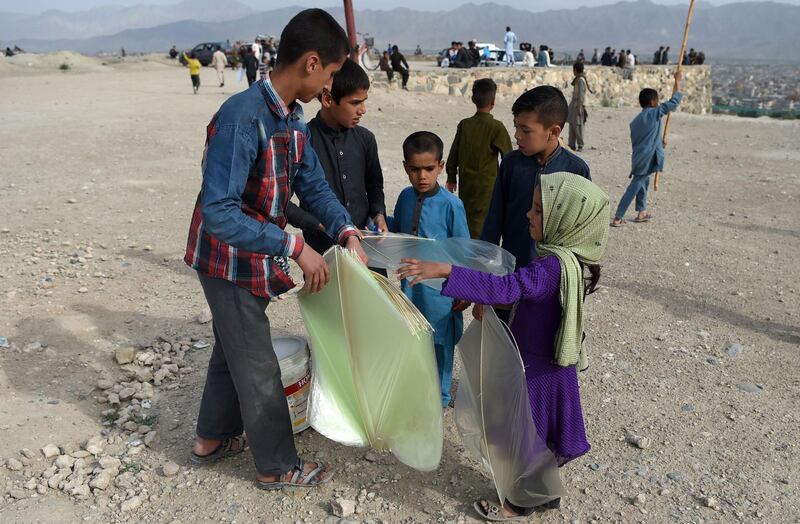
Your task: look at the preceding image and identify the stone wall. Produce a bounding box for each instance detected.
[371,65,712,115]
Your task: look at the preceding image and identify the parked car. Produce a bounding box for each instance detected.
[179,42,234,67]
[482,50,526,67]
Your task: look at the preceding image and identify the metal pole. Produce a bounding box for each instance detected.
[654,0,696,191]
[343,0,358,62]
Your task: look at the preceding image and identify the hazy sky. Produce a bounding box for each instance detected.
[2,0,797,14]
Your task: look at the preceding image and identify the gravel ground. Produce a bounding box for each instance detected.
[0,56,798,524]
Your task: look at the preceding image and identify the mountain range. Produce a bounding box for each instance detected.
[3,0,799,62]
[0,0,255,41]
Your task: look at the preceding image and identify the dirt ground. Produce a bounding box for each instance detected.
[1,55,798,524]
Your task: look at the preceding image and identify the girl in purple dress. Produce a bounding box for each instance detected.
[398,173,610,521]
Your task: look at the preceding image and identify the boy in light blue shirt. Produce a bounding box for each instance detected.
[390,131,470,407]
[612,70,683,226]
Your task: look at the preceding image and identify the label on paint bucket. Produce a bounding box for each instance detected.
[273,335,312,434]
[284,370,311,432]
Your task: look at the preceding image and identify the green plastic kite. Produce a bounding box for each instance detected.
[298,246,443,471]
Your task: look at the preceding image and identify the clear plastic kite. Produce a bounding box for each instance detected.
[298,246,443,471]
[455,308,565,507]
[360,232,516,289]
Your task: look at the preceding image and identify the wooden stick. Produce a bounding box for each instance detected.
[654,0,696,191]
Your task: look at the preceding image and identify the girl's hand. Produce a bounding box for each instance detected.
[452,299,471,312]
[397,259,452,286]
[472,303,484,321]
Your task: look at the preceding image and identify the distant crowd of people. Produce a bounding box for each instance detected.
[683,48,706,65]
[596,47,638,67]
[175,37,279,94]
[167,26,707,99]
[652,46,706,65]
[441,41,484,68]
[436,31,559,70]
[431,25,721,72]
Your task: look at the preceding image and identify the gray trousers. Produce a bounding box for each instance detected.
[196,272,297,476]
[568,122,584,150]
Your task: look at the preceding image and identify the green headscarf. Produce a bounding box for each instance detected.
[537,172,610,370]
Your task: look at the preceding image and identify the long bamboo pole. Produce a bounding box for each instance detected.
[654,0,696,191]
[343,0,358,62]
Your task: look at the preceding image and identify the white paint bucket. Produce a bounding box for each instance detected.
[273,335,311,434]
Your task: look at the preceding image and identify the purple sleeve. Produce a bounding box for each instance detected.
[441,256,561,305]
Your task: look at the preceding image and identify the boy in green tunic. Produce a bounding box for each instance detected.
[445,79,513,239]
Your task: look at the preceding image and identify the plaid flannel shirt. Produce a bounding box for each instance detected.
[184,78,358,298]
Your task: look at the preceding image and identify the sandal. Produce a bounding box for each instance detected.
[473,500,527,522]
[190,435,247,464]
[534,498,561,511]
[610,218,625,227]
[633,213,653,223]
[255,457,332,491]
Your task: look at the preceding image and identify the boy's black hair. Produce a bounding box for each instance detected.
[392,45,399,52]
[403,131,444,162]
[639,88,659,108]
[471,78,497,109]
[573,62,585,74]
[511,85,569,129]
[276,8,349,68]
[329,58,370,103]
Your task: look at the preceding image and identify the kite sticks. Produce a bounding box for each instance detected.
[654,0,696,192]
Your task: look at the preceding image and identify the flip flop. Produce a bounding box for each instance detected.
[255,458,333,491]
[473,500,527,522]
[633,213,653,223]
[610,219,625,228]
[190,435,247,465]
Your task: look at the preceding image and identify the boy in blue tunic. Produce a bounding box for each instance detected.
[612,70,683,226]
[390,131,470,407]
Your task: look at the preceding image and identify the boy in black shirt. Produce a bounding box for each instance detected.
[390,45,410,90]
[287,59,387,255]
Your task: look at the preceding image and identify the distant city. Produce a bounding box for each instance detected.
[711,64,800,119]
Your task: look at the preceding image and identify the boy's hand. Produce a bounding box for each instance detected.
[674,69,683,84]
[446,181,457,193]
[296,247,329,294]
[345,235,369,265]
[397,259,452,286]
[373,214,388,233]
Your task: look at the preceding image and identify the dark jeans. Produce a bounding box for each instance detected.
[196,272,297,476]
[246,73,257,86]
